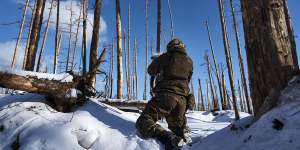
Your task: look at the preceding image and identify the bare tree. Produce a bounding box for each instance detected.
[205,21,224,110]
[71,5,82,70]
[167,0,175,39]
[156,0,161,53]
[218,0,239,120]
[205,53,219,111]
[198,79,205,111]
[24,0,46,71]
[241,0,298,117]
[36,0,54,72]
[229,0,251,114]
[82,0,88,75]
[143,0,149,100]
[23,0,37,69]
[54,0,60,73]
[116,0,123,99]
[11,0,30,68]
[206,79,211,111]
[89,0,103,89]
[127,4,132,99]
[134,37,138,99]
[66,0,74,72]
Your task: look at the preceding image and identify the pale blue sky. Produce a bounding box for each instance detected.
[0,0,299,100]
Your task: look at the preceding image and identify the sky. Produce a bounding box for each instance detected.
[0,0,299,100]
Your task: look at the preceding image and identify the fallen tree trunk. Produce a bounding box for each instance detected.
[0,48,107,112]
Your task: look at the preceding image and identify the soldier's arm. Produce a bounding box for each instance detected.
[147,55,162,76]
[188,58,194,83]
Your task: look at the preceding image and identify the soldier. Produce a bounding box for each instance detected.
[136,38,194,150]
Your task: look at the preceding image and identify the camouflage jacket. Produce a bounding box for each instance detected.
[148,47,193,96]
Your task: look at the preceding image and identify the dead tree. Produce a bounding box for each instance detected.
[12,0,30,68]
[205,21,224,110]
[134,37,138,99]
[156,0,161,53]
[24,0,46,71]
[116,0,123,99]
[109,38,115,98]
[82,0,88,75]
[127,4,132,99]
[23,0,37,69]
[229,0,251,114]
[66,0,74,72]
[143,0,149,100]
[198,79,205,111]
[89,0,103,88]
[206,79,211,111]
[218,0,239,120]
[241,0,298,117]
[123,31,129,99]
[205,53,219,111]
[167,0,175,39]
[54,0,60,74]
[0,48,107,112]
[220,64,228,109]
[36,0,54,72]
[71,6,82,70]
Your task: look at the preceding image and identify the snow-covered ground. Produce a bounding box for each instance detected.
[1,77,300,150]
[0,93,249,150]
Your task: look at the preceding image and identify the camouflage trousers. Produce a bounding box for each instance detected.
[136,92,187,139]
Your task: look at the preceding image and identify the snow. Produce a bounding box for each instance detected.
[2,76,300,150]
[0,93,246,150]
[190,76,300,150]
[0,68,73,82]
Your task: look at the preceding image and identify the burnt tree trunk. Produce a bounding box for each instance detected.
[116,0,123,99]
[25,0,46,71]
[89,0,103,88]
[23,0,37,70]
[143,0,149,100]
[36,0,54,72]
[241,0,298,117]
[12,0,30,68]
[229,0,252,114]
[54,0,60,74]
[156,0,161,53]
[218,0,240,120]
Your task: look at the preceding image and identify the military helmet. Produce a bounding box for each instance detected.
[167,38,185,52]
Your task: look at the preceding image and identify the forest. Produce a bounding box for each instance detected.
[0,0,299,150]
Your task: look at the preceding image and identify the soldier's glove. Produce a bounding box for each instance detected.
[186,94,195,110]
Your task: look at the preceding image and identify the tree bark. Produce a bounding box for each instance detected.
[66,0,74,72]
[198,79,205,111]
[205,21,224,110]
[89,0,103,88]
[241,0,298,117]
[116,0,123,99]
[23,0,37,70]
[71,6,82,70]
[218,0,239,120]
[167,0,175,39]
[54,0,60,74]
[25,0,46,71]
[156,0,161,53]
[143,0,149,100]
[12,0,30,68]
[229,0,252,114]
[82,0,88,75]
[36,0,54,72]
[0,48,106,112]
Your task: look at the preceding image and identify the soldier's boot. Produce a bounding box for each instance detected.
[183,126,192,144]
[156,130,186,150]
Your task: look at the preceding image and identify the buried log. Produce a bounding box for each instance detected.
[0,48,107,112]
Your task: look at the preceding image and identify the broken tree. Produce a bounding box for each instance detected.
[241,0,298,117]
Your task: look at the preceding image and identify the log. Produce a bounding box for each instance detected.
[0,48,107,112]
